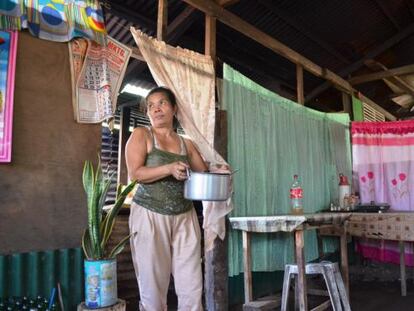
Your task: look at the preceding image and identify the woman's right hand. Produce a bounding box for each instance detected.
[169,161,189,180]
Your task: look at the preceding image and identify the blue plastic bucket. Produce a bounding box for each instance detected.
[84,259,117,308]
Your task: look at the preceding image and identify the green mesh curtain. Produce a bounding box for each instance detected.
[223,64,351,276]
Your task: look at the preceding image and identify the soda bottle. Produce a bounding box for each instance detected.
[290,174,304,215]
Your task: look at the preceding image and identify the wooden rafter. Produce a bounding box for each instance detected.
[364,60,414,98]
[181,0,396,120]
[349,64,414,85]
[305,22,414,105]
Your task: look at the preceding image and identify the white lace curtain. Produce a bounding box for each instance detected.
[130,28,232,250]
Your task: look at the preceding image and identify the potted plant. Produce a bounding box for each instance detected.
[81,159,137,309]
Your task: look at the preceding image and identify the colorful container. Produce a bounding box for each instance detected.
[84,259,117,308]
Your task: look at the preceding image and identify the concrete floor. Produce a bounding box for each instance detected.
[349,280,414,311]
[228,279,414,310]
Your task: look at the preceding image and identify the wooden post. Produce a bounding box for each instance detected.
[296,64,304,105]
[203,7,228,310]
[399,241,407,296]
[295,229,308,311]
[342,92,352,116]
[117,106,131,186]
[204,228,228,311]
[340,222,349,296]
[242,230,253,303]
[205,14,217,63]
[157,0,168,40]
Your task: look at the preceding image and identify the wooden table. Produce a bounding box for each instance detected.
[230,213,351,311]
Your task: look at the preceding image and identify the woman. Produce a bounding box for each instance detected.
[126,86,208,311]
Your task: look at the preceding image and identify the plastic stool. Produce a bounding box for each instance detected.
[281,261,351,311]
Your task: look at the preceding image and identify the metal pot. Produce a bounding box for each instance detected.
[184,169,236,201]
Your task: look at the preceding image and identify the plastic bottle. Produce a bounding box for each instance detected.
[338,173,350,210]
[290,174,304,215]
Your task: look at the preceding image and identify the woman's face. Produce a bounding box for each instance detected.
[146,91,177,128]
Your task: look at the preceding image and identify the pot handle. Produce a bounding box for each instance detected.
[230,169,239,175]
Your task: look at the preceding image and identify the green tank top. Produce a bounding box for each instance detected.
[132,128,193,215]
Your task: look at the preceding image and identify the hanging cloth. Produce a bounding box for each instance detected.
[352,120,414,266]
[0,0,106,45]
[130,27,231,251]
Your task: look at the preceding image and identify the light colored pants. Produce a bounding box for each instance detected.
[129,203,203,311]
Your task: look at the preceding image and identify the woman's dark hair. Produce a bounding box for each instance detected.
[145,86,177,108]
[145,86,180,129]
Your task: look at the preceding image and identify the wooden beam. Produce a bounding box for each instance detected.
[216,0,239,6]
[349,64,414,85]
[296,64,304,105]
[364,60,414,99]
[305,22,414,103]
[157,0,168,40]
[205,14,217,63]
[181,0,396,119]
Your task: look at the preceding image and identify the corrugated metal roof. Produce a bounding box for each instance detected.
[105,0,414,116]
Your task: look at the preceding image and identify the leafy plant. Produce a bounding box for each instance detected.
[81,159,137,260]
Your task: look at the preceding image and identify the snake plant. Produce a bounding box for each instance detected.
[81,159,137,260]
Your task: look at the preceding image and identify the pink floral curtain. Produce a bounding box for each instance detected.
[352,120,414,265]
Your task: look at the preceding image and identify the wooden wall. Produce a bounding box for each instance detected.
[0,32,101,255]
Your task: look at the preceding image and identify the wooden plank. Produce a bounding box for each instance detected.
[399,241,407,296]
[157,0,168,40]
[295,230,308,311]
[348,64,414,85]
[182,0,396,119]
[205,14,217,63]
[296,64,304,105]
[242,231,253,303]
